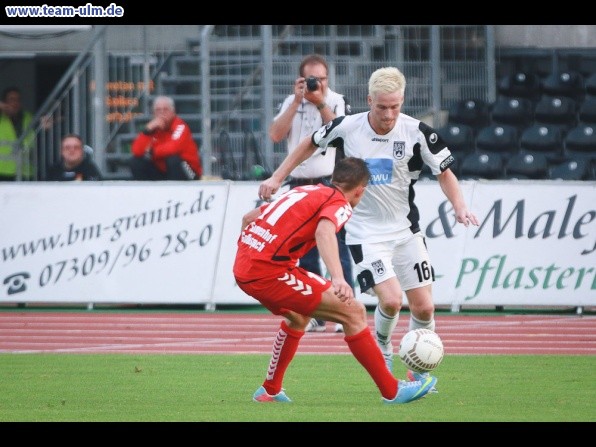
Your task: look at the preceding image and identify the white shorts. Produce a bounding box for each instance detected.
[348,232,434,294]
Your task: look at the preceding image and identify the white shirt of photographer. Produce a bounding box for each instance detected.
[274,88,346,179]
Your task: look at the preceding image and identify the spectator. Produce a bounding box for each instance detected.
[269,54,352,333]
[0,86,35,181]
[47,133,102,181]
[258,67,480,391]
[234,156,437,404]
[130,95,203,180]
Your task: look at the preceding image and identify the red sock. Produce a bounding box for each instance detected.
[345,327,398,400]
[262,320,304,396]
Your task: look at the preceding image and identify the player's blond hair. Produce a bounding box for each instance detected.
[368,67,406,97]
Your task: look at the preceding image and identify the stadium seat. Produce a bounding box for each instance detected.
[504,152,548,179]
[497,71,541,103]
[447,98,491,131]
[490,96,534,131]
[584,72,596,95]
[519,123,565,162]
[548,156,591,180]
[541,70,586,102]
[564,123,596,162]
[436,122,475,156]
[459,151,504,180]
[533,95,579,135]
[475,124,519,161]
[578,94,596,124]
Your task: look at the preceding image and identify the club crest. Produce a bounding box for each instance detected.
[372,259,386,276]
[393,141,405,160]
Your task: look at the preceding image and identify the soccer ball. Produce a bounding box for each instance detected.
[398,329,444,373]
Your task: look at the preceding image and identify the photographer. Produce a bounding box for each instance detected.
[269,54,352,334]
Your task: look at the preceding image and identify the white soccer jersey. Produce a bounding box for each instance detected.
[312,112,455,245]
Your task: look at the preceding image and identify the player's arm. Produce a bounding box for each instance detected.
[240,204,266,231]
[436,169,480,227]
[259,135,317,200]
[315,218,354,302]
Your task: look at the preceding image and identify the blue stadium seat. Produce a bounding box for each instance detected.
[504,152,548,179]
[475,124,519,161]
[533,95,579,135]
[447,98,491,131]
[548,156,591,180]
[578,94,596,124]
[459,151,504,180]
[519,123,565,162]
[564,123,596,163]
[490,96,534,131]
[541,70,586,102]
[437,123,475,156]
[497,71,541,103]
[584,72,596,96]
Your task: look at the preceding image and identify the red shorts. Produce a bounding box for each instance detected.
[235,266,331,316]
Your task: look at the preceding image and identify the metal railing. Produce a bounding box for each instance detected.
[12,25,173,181]
[11,25,495,181]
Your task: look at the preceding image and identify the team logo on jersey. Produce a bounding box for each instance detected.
[372,259,386,276]
[393,141,405,160]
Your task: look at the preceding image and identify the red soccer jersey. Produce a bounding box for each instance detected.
[131,115,203,177]
[233,184,352,281]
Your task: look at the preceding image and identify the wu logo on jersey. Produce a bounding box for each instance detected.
[393,141,405,160]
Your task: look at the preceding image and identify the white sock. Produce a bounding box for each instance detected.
[409,314,435,331]
[374,305,399,353]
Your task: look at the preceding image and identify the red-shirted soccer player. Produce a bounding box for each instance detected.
[233,156,437,404]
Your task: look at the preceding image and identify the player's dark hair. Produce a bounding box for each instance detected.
[299,54,328,77]
[332,157,370,190]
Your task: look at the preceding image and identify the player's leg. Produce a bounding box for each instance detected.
[350,241,403,371]
[334,230,353,333]
[372,277,404,371]
[396,232,436,334]
[299,246,327,332]
[313,287,435,403]
[395,232,437,387]
[253,312,310,402]
[239,267,326,402]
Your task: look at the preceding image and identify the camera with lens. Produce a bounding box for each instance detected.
[305,76,319,92]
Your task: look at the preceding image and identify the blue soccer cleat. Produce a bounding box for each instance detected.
[383,376,438,404]
[407,370,439,393]
[252,386,292,403]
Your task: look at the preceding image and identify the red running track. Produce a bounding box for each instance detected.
[0,312,595,355]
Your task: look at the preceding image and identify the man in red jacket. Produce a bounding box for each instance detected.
[130,95,203,180]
